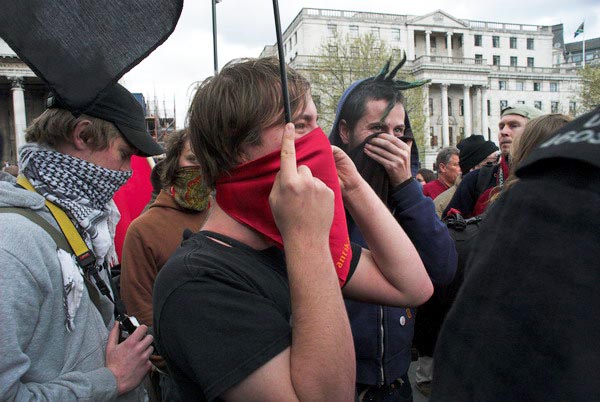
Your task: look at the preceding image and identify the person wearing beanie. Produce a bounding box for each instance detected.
[431,135,498,218]
[443,105,543,218]
[329,57,456,400]
[456,135,499,176]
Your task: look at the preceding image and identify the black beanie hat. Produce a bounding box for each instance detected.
[457,135,499,175]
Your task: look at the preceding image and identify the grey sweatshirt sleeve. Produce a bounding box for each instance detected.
[0,216,119,401]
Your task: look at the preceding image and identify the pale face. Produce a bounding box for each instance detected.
[341,99,406,150]
[439,154,461,186]
[498,114,529,156]
[178,139,199,168]
[82,135,135,171]
[241,95,319,162]
[415,173,426,186]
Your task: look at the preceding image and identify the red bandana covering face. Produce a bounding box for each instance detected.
[216,127,352,287]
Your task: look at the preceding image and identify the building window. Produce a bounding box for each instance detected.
[429,98,434,116]
[294,32,298,45]
[449,127,454,144]
[371,27,380,39]
[569,101,577,115]
[492,36,500,48]
[431,36,437,48]
[487,99,491,116]
[327,24,337,37]
[510,56,518,67]
[500,100,508,110]
[516,81,524,91]
[517,100,525,104]
[349,25,359,38]
[493,55,500,66]
[392,48,402,59]
[351,45,359,57]
[391,29,401,41]
[430,127,437,147]
[459,127,465,140]
[474,34,482,46]
[550,82,558,92]
[527,57,535,67]
[459,99,464,116]
[551,101,559,113]
[448,98,453,116]
[329,44,338,55]
[534,101,542,110]
[527,38,534,50]
[475,54,483,64]
[499,80,507,90]
[510,37,517,49]
[533,82,541,91]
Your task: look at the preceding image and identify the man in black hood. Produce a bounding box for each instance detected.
[330,59,457,401]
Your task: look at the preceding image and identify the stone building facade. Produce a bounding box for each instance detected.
[261,8,586,168]
[0,38,48,164]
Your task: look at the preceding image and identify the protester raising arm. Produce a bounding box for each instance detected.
[221,124,356,402]
[332,145,433,307]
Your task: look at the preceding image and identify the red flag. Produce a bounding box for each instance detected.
[113,156,153,260]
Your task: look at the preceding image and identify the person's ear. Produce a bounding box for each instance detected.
[338,120,351,145]
[438,162,447,174]
[70,120,92,151]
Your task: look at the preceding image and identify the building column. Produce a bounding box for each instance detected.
[10,77,27,158]
[475,86,482,135]
[423,83,431,149]
[441,83,450,147]
[425,30,431,57]
[407,28,415,60]
[481,85,489,140]
[463,84,472,136]
[446,32,452,58]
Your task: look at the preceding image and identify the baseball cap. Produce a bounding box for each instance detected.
[501,105,544,120]
[47,83,164,156]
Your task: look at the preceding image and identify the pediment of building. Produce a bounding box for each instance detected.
[408,10,468,29]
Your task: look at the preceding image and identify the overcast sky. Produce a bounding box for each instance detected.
[121,0,600,125]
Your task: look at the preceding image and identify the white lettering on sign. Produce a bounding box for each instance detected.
[583,112,600,129]
[541,129,600,147]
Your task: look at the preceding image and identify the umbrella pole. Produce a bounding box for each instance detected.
[271,0,291,123]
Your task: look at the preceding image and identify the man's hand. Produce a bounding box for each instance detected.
[331,145,364,199]
[364,133,412,187]
[269,123,334,244]
[106,323,153,395]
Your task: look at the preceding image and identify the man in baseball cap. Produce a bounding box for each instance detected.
[443,105,543,218]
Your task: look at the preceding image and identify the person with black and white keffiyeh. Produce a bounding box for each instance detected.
[0,84,161,401]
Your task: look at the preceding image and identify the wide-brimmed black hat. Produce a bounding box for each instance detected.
[48,84,163,156]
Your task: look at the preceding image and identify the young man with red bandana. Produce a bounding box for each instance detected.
[152,57,434,401]
[443,105,543,218]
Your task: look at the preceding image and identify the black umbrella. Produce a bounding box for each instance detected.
[0,0,183,114]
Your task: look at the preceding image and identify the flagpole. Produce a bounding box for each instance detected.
[271,0,292,123]
[582,20,586,67]
[212,0,219,75]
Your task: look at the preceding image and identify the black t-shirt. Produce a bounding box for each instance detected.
[153,230,361,401]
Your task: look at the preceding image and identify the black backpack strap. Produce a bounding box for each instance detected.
[475,165,495,201]
[0,207,71,252]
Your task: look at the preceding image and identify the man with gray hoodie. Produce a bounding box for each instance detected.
[0,84,160,401]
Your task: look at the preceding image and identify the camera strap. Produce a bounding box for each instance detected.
[16,175,128,319]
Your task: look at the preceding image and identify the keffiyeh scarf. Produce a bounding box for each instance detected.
[19,143,131,330]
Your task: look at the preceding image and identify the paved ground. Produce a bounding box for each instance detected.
[408,361,429,402]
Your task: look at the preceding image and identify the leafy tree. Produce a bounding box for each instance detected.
[577,65,600,112]
[300,32,427,159]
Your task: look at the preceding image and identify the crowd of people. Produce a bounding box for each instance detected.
[1,54,598,402]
